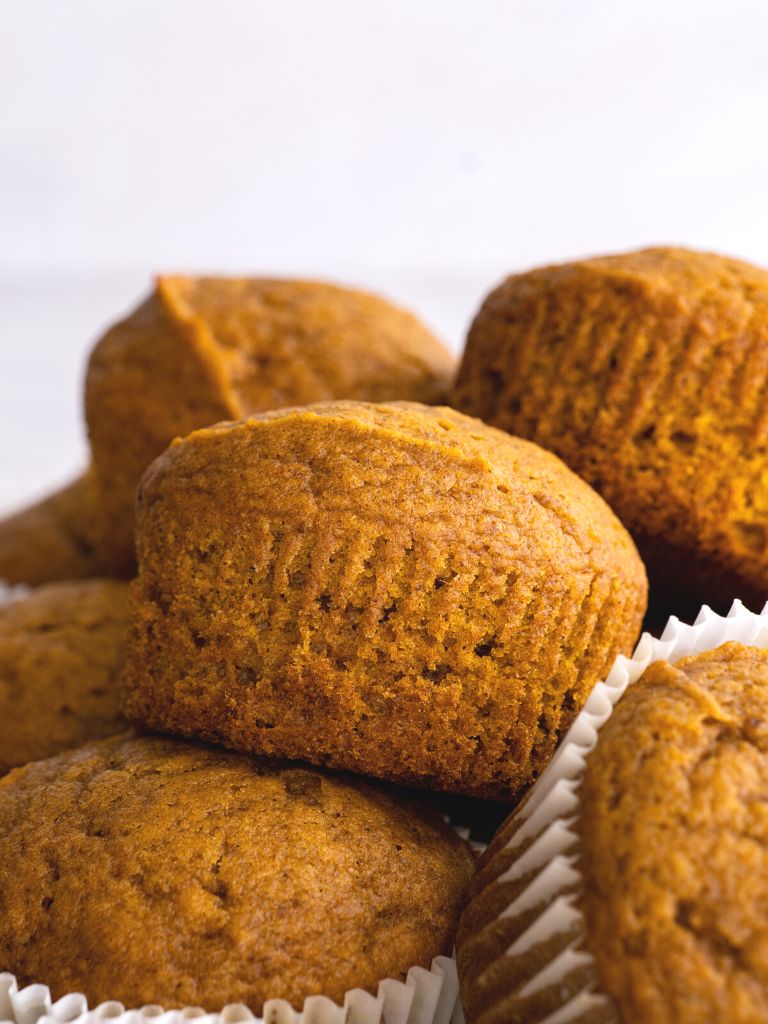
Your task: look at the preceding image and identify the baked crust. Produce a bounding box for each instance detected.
[453,247,768,613]
[0,733,473,1012]
[0,578,130,772]
[86,278,456,574]
[122,400,646,799]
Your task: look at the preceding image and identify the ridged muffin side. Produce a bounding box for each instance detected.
[123,400,647,799]
[452,247,768,612]
[85,277,456,575]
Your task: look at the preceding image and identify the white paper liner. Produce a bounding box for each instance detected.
[0,959,462,1024]
[0,817,483,1024]
[480,598,768,1024]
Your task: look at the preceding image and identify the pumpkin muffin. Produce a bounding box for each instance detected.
[452,247,768,614]
[0,473,103,585]
[0,579,130,773]
[0,733,474,1012]
[85,277,456,574]
[456,642,768,1024]
[122,400,647,800]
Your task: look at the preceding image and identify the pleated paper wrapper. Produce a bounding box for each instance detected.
[0,956,464,1024]
[468,599,768,1024]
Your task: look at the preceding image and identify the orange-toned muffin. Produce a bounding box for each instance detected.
[456,642,768,1024]
[452,247,768,615]
[122,400,647,800]
[0,473,103,585]
[0,579,130,773]
[0,733,474,1012]
[86,277,456,574]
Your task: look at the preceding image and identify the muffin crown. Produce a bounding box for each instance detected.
[124,400,646,800]
[0,733,472,1013]
[0,579,130,772]
[452,246,768,611]
[85,277,455,574]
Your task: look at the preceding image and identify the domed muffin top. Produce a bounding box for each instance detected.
[85,277,455,574]
[0,733,473,1013]
[124,401,646,800]
[0,579,130,773]
[452,246,768,613]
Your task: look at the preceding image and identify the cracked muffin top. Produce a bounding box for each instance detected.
[85,277,456,574]
[578,642,768,1023]
[123,400,647,800]
[452,247,768,616]
[0,733,474,1013]
[0,579,130,773]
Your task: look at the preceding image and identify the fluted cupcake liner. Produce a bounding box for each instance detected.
[0,958,462,1024]
[0,817,483,1024]
[468,599,768,1024]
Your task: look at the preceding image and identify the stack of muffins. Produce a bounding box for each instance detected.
[2,249,768,1024]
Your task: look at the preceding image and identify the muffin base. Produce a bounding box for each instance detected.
[0,959,460,1024]
[0,810,484,1024]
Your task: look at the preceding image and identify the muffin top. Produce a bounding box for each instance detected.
[85,277,455,575]
[580,642,768,1023]
[154,277,456,409]
[452,246,768,612]
[0,579,130,773]
[124,400,646,800]
[0,474,103,586]
[0,733,474,1013]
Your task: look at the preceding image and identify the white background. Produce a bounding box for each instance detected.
[3,0,768,512]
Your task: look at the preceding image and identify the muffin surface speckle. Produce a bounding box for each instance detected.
[86,277,455,574]
[579,643,768,1023]
[0,578,130,773]
[0,733,473,1012]
[453,247,768,613]
[123,400,647,799]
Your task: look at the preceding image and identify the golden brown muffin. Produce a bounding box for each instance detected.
[0,733,474,1012]
[579,643,768,1023]
[452,247,768,616]
[456,642,768,1024]
[0,473,103,585]
[86,277,456,574]
[0,579,130,773]
[122,400,647,800]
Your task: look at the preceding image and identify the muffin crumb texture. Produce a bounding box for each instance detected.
[0,579,130,773]
[453,247,768,613]
[123,400,647,800]
[580,642,768,1023]
[0,734,473,1013]
[0,474,103,585]
[85,277,456,574]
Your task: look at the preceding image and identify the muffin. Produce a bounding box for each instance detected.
[0,473,103,585]
[0,579,130,773]
[122,400,647,800]
[85,276,456,574]
[452,247,768,615]
[0,733,474,1012]
[457,641,768,1024]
